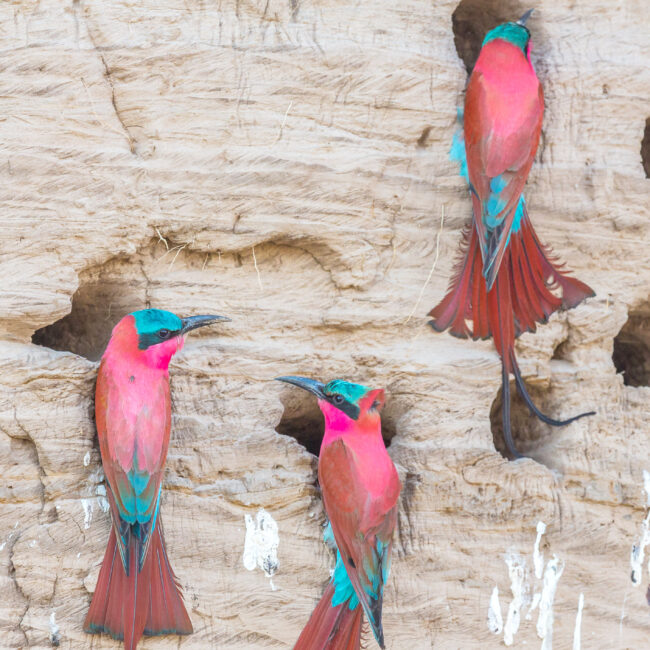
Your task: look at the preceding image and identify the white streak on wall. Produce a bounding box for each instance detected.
[81,498,93,529]
[243,508,279,588]
[83,451,90,466]
[536,555,565,650]
[0,529,17,553]
[487,586,503,634]
[533,521,547,579]
[619,590,628,638]
[49,610,60,646]
[95,484,109,513]
[88,467,105,484]
[526,592,541,620]
[503,552,528,646]
[630,470,650,585]
[572,592,584,650]
[630,513,650,584]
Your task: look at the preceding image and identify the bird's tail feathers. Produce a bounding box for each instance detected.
[84,522,192,649]
[429,212,594,351]
[294,581,364,650]
[430,210,595,457]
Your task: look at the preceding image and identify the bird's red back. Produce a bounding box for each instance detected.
[465,37,544,281]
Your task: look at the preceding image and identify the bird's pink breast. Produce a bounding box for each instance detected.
[320,401,396,499]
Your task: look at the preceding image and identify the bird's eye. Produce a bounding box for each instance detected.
[333,394,344,405]
[158,329,170,339]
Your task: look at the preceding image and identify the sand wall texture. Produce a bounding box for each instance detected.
[0,0,649,648]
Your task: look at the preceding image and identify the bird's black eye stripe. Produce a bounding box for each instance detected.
[325,391,360,420]
[137,327,179,350]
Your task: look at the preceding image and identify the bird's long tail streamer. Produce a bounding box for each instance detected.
[429,209,594,457]
[84,520,192,649]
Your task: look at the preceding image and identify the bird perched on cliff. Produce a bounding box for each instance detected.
[429,11,595,457]
[275,376,400,649]
[84,309,229,649]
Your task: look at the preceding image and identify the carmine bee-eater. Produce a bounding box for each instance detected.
[84,309,229,649]
[429,11,595,457]
[275,376,401,649]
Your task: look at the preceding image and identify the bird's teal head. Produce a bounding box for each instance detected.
[483,9,534,53]
[105,308,230,369]
[275,376,385,436]
[132,309,183,350]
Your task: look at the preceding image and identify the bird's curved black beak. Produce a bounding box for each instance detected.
[275,376,327,400]
[517,8,534,25]
[180,314,230,335]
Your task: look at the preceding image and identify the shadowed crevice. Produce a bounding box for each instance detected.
[31,257,149,361]
[613,303,650,386]
[552,338,570,361]
[275,388,325,456]
[490,377,552,465]
[641,118,650,178]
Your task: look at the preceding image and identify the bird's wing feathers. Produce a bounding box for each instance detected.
[319,440,399,646]
[464,67,544,288]
[95,361,169,572]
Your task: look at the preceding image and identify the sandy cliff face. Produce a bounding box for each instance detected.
[0,0,648,647]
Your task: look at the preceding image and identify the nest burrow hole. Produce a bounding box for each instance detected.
[452,0,545,73]
[641,117,650,178]
[491,378,555,465]
[32,262,149,361]
[613,303,650,387]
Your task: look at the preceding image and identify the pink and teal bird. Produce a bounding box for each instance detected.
[276,376,401,649]
[429,11,595,457]
[84,309,229,649]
